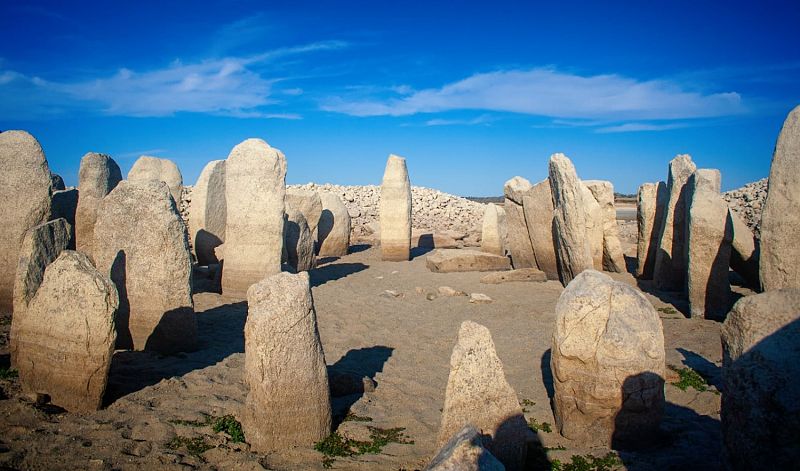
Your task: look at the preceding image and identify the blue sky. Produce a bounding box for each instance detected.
[1,1,799,195]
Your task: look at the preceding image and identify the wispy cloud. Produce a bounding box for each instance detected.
[322,67,746,122]
[425,114,494,126]
[117,148,167,160]
[0,41,347,119]
[595,122,689,133]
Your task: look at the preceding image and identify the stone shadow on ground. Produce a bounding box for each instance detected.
[410,246,434,259]
[309,262,369,288]
[635,279,690,317]
[348,244,371,254]
[624,255,638,276]
[540,349,555,403]
[103,301,247,406]
[676,348,722,390]
[327,346,393,427]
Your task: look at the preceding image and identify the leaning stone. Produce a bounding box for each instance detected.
[687,185,733,319]
[286,189,323,233]
[760,105,800,291]
[317,193,351,257]
[426,424,505,471]
[13,251,117,412]
[585,180,627,272]
[127,155,183,204]
[503,176,536,269]
[581,183,605,270]
[93,181,196,353]
[721,289,800,470]
[548,154,593,286]
[729,210,759,289]
[480,268,547,284]
[481,204,507,256]
[636,182,667,279]
[551,270,665,447]
[51,189,78,249]
[241,271,332,452]
[653,154,697,291]
[0,131,53,313]
[522,179,558,280]
[222,139,286,297]
[189,160,226,265]
[426,249,511,273]
[437,321,530,469]
[285,209,316,272]
[75,152,122,261]
[380,154,412,261]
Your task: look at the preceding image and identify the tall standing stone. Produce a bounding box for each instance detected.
[760,105,800,291]
[317,192,351,257]
[189,160,226,265]
[242,271,331,452]
[549,153,593,286]
[503,176,536,269]
[585,180,627,272]
[686,178,733,319]
[285,209,316,272]
[75,152,122,261]
[437,321,530,470]
[0,131,52,313]
[581,183,605,270]
[721,289,800,470]
[127,155,183,204]
[93,181,196,353]
[380,154,412,261]
[286,189,323,234]
[636,182,667,279]
[551,270,665,447]
[222,139,287,297]
[481,204,507,256]
[522,178,558,280]
[653,154,697,291]
[13,251,117,412]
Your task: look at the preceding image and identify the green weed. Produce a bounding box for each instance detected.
[551,452,621,471]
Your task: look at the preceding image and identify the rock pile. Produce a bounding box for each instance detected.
[722,178,767,238]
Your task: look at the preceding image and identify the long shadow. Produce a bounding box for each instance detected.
[676,348,722,390]
[309,262,368,287]
[327,346,393,427]
[410,246,434,259]
[348,244,371,254]
[541,349,555,402]
[103,301,247,406]
[635,278,690,317]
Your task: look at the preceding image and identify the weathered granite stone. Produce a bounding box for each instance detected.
[51,189,78,249]
[426,424,505,471]
[286,189,323,233]
[581,183,605,270]
[75,152,122,261]
[481,204,507,256]
[380,154,412,261]
[729,210,760,289]
[480,268,547,284]
[189,160,226,265]
[127,155,183,204]
[317,192,351,257]
[504,176,536,269]
[426,249,511,273]
[522,179,558,280]
[285,209,316,272]
[585,180,626,272]
[636,182,667,279]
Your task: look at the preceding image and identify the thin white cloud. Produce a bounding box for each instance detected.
[322,67,745,121]
[595,122,689,133]
[117,148,168,159]
[425,114,494,126]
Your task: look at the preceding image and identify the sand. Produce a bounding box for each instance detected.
[0,232,733,470]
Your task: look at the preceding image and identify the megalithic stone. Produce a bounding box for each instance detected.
[0,131,53,313]
[76,152,122,261]
[581,183,605,270]
[523,178,559,280]
[760,105,800,291]
[503,176,536,269]
[189,160,226,265]
[636,182,667,279]
[127,155,183,205]
[481,203,507,256]
[317,192,351,257]
[222,139,287,296]
[584,180,627,273]
[285,209,316,272]
[653,154,697,291]
[380,154,412,261]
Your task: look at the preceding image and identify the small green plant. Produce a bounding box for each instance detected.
[343,411,373,422]
[166,436,214,456]
[669,365,716,393]
[551,452,621,471]
[528,418,552,433]
[314,426,414,468]
[657,306,678,315]
[212,415,245,443]
[0,368,18,380]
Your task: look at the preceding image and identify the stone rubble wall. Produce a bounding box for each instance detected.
[722,178,767,238]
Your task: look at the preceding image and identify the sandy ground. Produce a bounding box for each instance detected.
[0,231,733,470]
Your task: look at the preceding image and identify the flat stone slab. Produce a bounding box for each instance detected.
[480,268,547,284]
[426,249,511,273]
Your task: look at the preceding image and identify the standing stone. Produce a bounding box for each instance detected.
[437,321,530,470]
[636,182,667,279]
[760,105,800,291]
[522,179,558,280]
[242,271,331,452]
[549,154,593,286]
[0,131,52,313]
[93,181,196,353]
[317,192,351,257]
[12,219,71,317]
[285,209,316,272]
[721,289,800,470]
[689,168,721,195]
[222,139,287,297]
[481,204,507,256]
[503,176,536,269]
[75,152,122,261]
[12,251,117,413]
[380,154,412,261]
[653,154,697,291]
[286,189,323,233]
[729,210,760,289]
[581,183,605,270]
[551,270,665,447]
[189,160,226,265]
[686,182,733,319]
[585,180,627,272]
[51,189,78,249]
[127,155,183,204]
[426,424,505,471]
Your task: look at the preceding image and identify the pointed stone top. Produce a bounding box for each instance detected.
[388,153,407,161]
[503,176,532,203]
